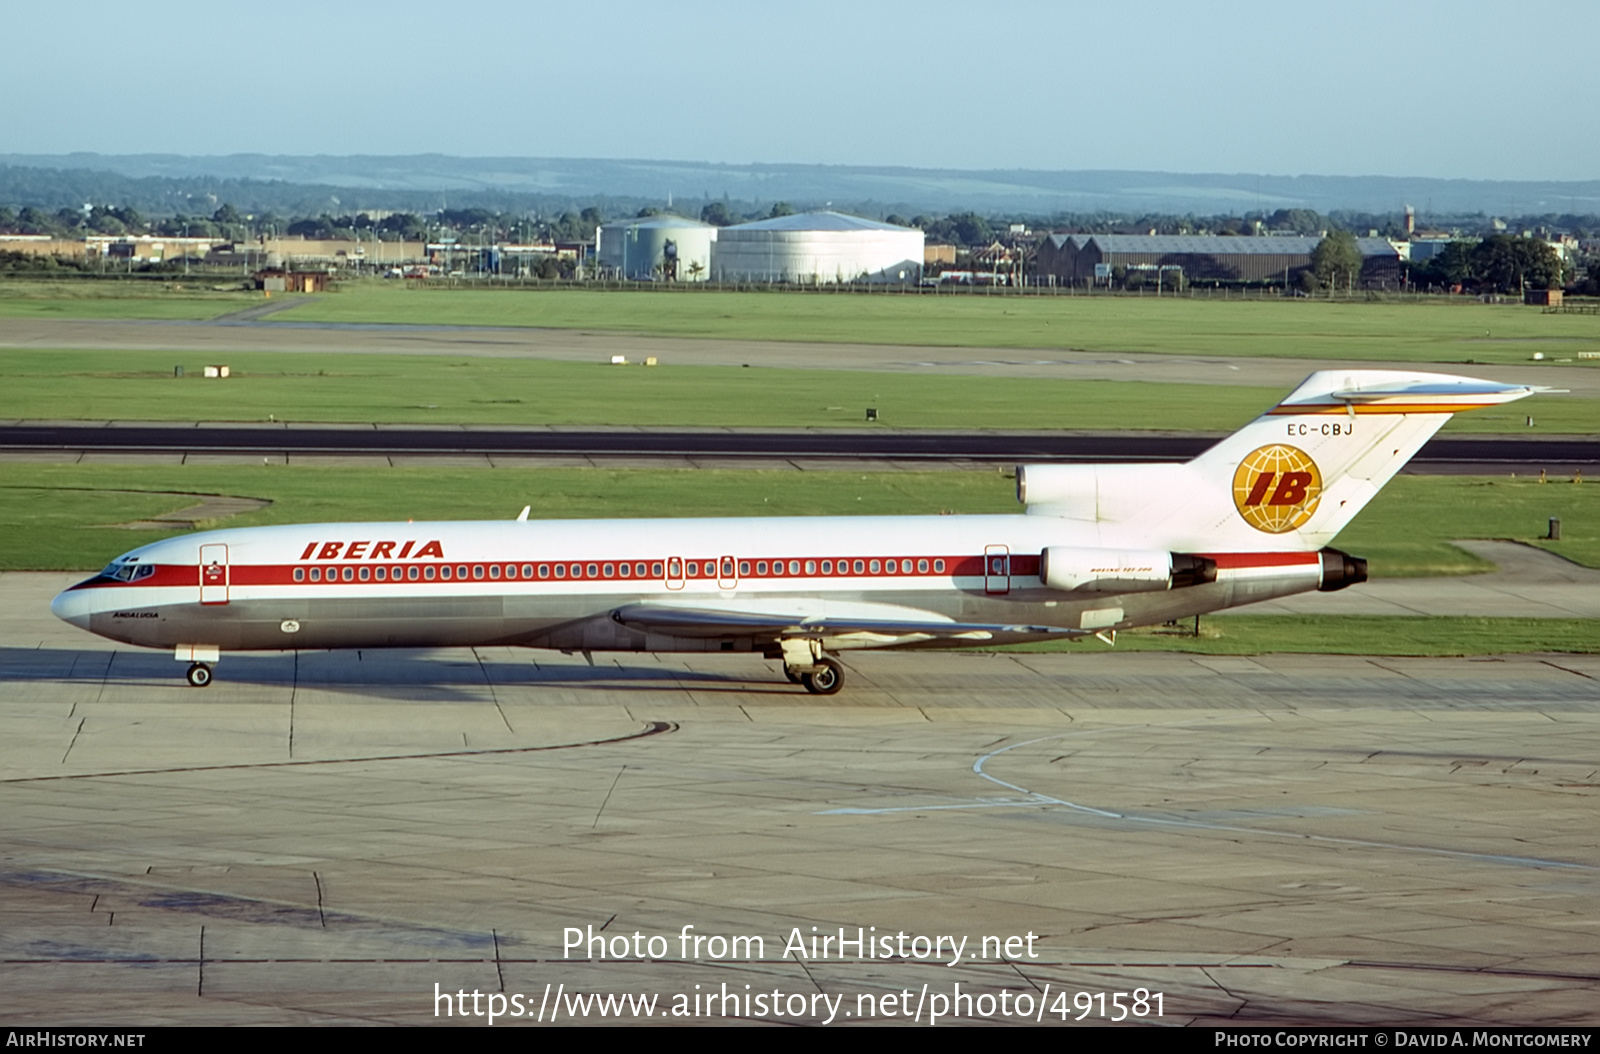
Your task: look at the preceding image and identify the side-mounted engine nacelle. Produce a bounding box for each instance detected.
[1038,547,1217,593]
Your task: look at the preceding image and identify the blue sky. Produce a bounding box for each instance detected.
[7,0,1596,181]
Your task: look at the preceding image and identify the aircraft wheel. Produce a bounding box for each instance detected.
[802,658,843,695]
[186,663,213,688]
[783,665,802,684]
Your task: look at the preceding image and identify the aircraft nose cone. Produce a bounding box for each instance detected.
[51,586,94,629]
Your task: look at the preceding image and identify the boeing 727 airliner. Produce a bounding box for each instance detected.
[52,370,1540,693]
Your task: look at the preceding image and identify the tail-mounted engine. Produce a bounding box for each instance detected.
[1039,547,1217,593]
[1318,548,1368,592]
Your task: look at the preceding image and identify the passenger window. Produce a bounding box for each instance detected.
[587,563,599,578]
[636,563,647,577]
[918,559,928,574]
[309,567,320,583]
[342,566,354,582]
[489,565,500,579]
[723,558,735,577]
[522,564,534,579]
[756,561,768,575]
[375,567,386,581]
[457,565,468,579]
[554,564,565,578]
[869,560,880,574]
[603,563,614,577]
[853,560,865,574]
[739,561,750,576]
[294,568,305,583]
[539,565,550,579]
[687,562,698,577]
[821,560,832,574]
[409,566,420,581]
[788,560,799,574]
[805,560,816,574]
[618,563,630,578]
[473,565,485,580]
[886,560,896,573]
[441,566,452,580]
[933,559,945,573]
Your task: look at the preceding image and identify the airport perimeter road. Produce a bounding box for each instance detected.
[3,316,1599,394]
[2,422,1596,472]
[2,572,1597,1027]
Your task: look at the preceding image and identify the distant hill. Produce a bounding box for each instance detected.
[4,153,1599,218]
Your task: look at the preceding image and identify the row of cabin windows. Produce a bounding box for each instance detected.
[290,557,948,584]
[296,563,553,583]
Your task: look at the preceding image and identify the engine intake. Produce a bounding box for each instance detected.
[1039,547,1217,593]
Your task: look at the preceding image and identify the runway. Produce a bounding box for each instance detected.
[3,571,1596,1026]
[2,422,1596,473]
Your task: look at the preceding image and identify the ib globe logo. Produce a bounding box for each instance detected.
[1231,444,1323,533]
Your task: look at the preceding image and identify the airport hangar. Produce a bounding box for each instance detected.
[1034,234,1404,288]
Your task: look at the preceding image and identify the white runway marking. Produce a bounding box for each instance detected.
[823,727,1599,873]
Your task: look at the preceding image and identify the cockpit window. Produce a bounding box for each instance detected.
[101,561,154,582]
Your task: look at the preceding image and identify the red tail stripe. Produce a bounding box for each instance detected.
[1201,552,1320,569]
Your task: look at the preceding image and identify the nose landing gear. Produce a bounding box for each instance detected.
[175,646,220,688]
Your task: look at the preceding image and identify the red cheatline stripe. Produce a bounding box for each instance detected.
[71,551,1320,586]
[73,554,1019,589]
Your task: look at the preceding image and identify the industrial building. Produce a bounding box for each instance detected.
[1034,234,1403,288]
[710,211,923,284]
[596,215,717,281]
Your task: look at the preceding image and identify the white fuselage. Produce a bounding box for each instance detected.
[51,513,1330,657]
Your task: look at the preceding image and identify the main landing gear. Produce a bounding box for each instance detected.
[186,663,214,688]
[784,657,843,695]
[778,639,844,695]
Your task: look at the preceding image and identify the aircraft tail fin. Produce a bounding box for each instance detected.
[1020,370,1543,551]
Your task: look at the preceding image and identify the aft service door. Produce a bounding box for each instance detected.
[984,544,1010,595]
[199,543,229,605]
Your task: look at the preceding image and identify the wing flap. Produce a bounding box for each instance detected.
[611,603,1086,641]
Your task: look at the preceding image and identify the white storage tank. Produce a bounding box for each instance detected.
[595,215,717,281]
[711,211,924,284]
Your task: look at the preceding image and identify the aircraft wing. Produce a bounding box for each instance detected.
[611,603,1088,641]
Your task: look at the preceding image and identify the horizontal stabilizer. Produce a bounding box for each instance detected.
[1273,374,1550,415]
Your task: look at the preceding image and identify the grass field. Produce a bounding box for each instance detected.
[3,279,1597,369]
[271,283,1600,367]
[3,464,1594,574]
[0,279,257,319]
[3,348,1594,433]
[0,349,1282,430]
